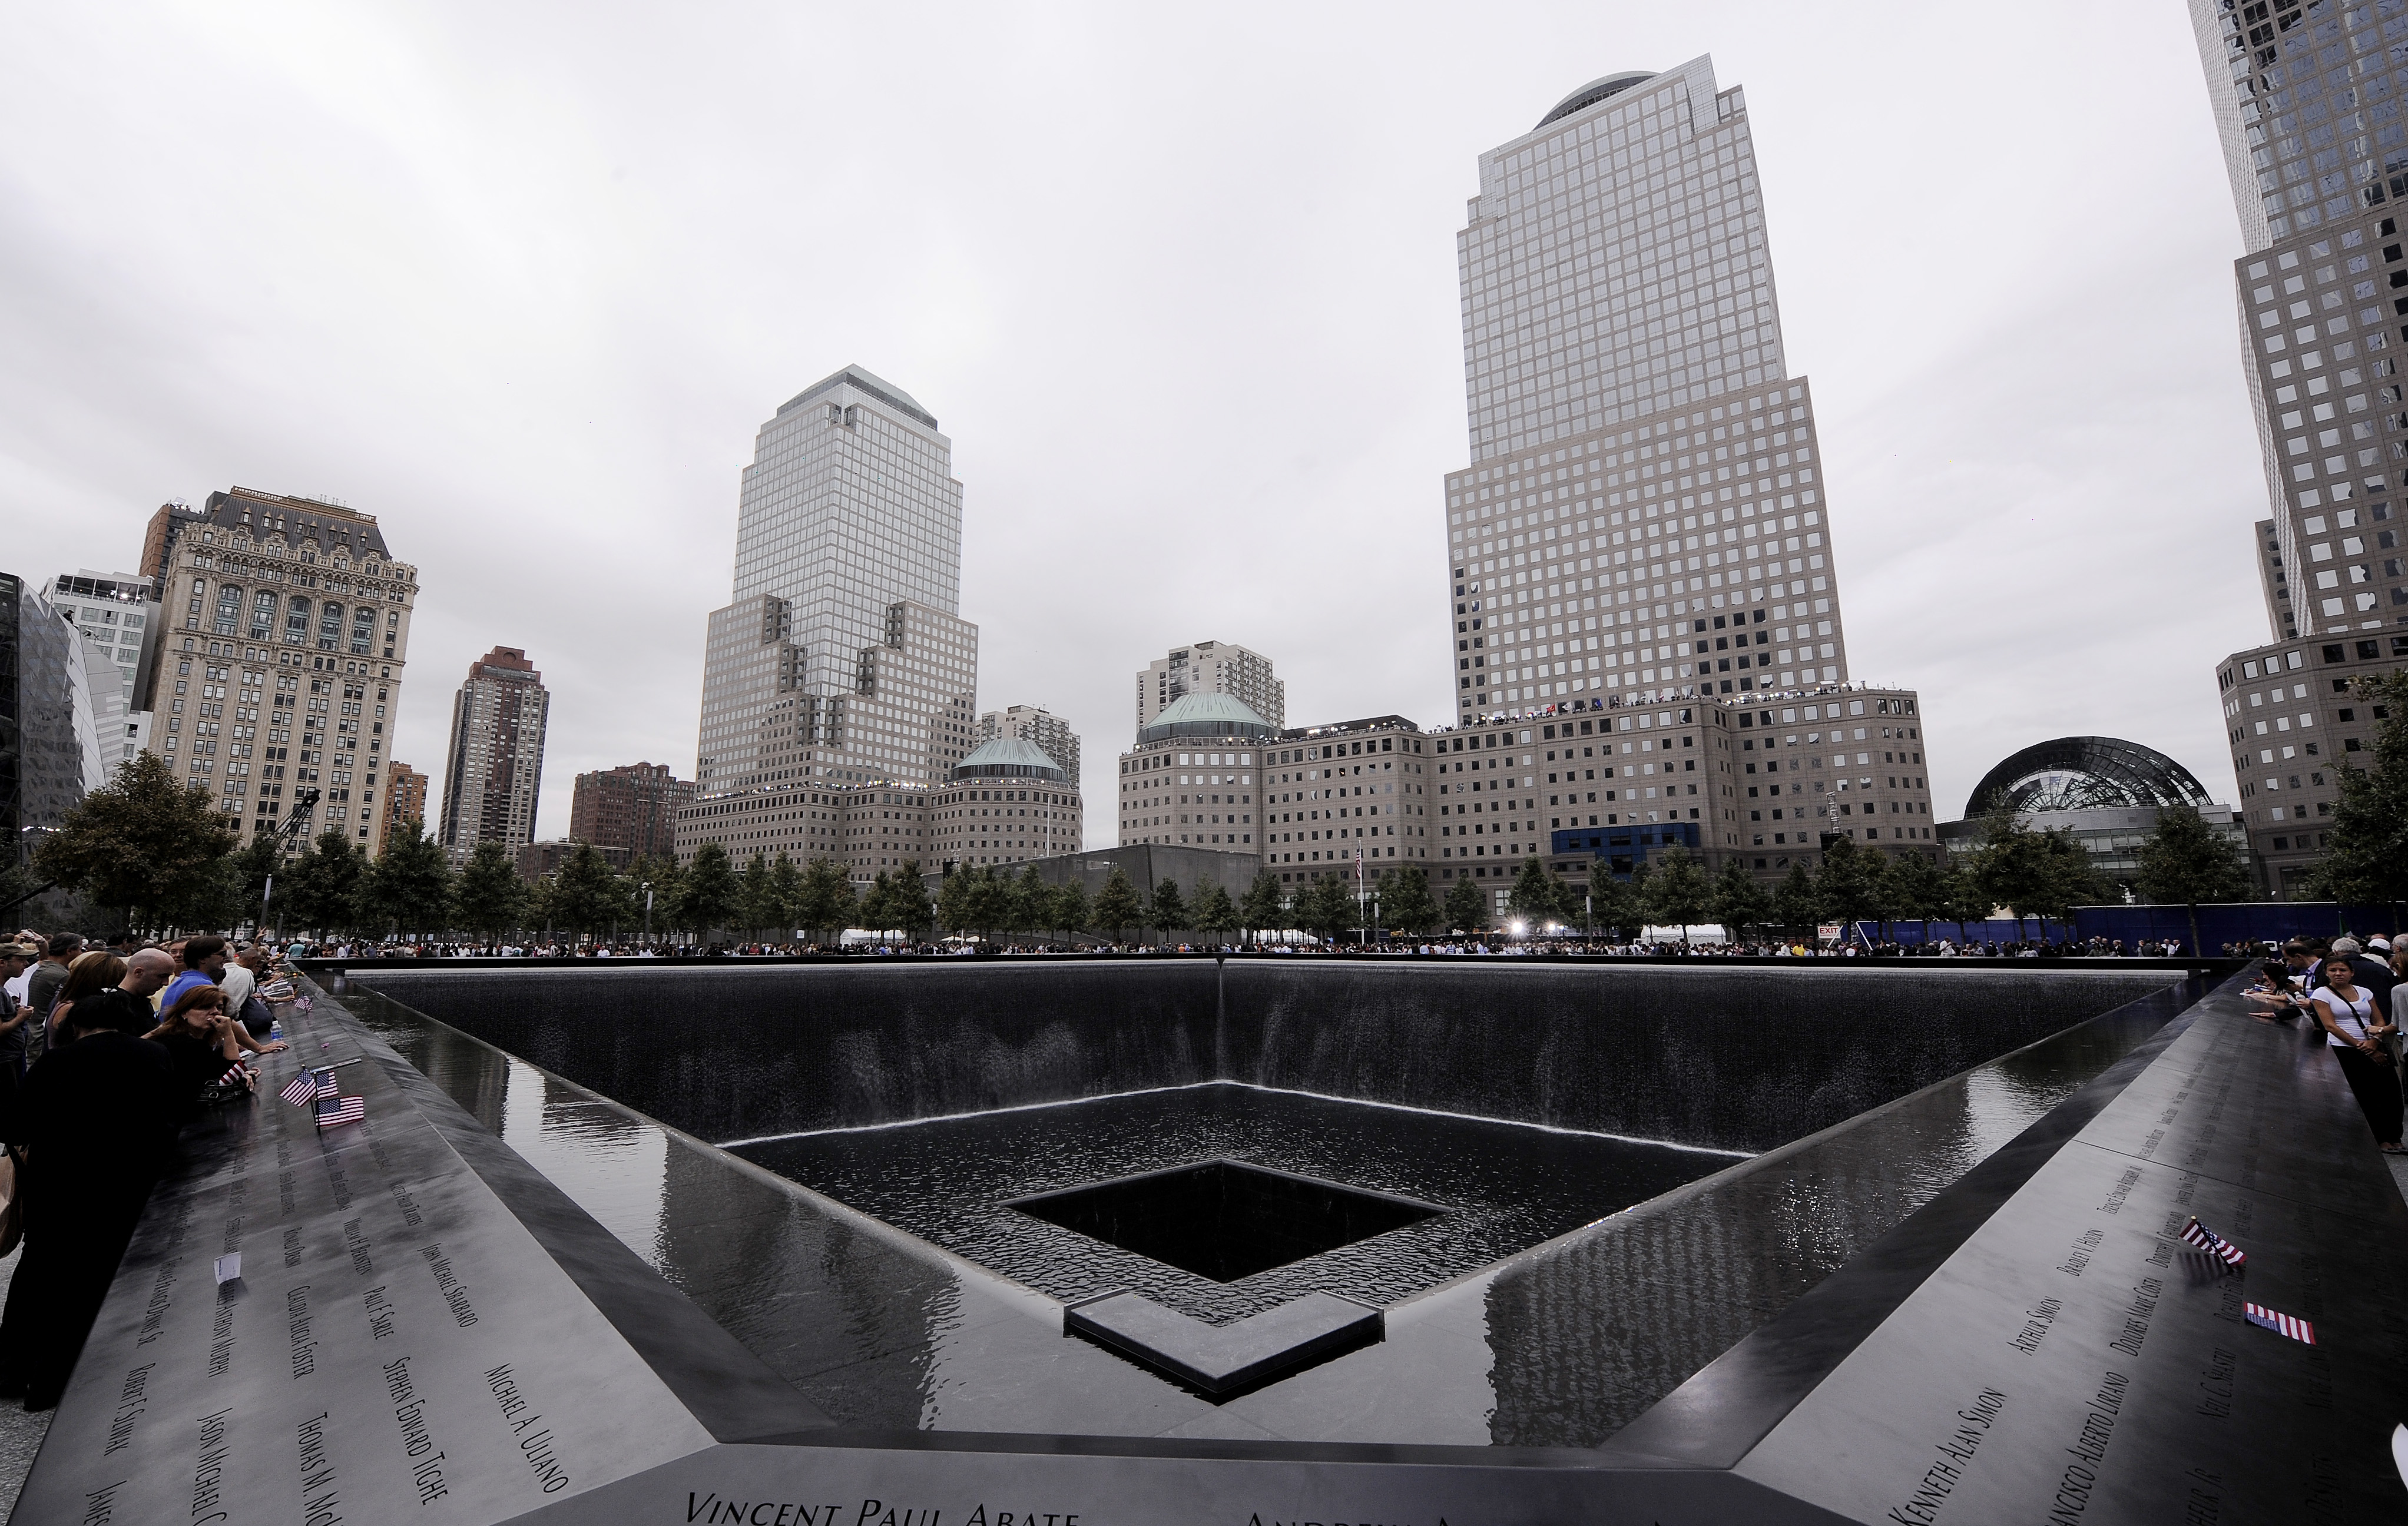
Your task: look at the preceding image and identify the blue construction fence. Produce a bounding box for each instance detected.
[1850,903,2400,951]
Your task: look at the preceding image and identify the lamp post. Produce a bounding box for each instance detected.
[641,882,652,948]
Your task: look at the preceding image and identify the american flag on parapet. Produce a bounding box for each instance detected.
[2244,1302,2314,1343]
[316,1094,365,1130]
[280,1069,322,1107]
[2181,1216,2246,1268]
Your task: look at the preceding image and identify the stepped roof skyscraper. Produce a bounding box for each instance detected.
[676,366,981,878]
[1442,58,1854,728]
[1432,59,1936,889]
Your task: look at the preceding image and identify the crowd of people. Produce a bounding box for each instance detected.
[2244,934,2408,1157]
[279,934,2203,960]
[0,930,299,1409]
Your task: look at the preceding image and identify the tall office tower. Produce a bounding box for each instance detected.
[437,646,550,862]
[382,760,428,842]
[979,705,1080,780]
[2,575,105,865]
[677,367,980,880]
[2187,2,2408,890]
[1135,641,1285,733]
[1434,61,1935,891]
[569,761,694,859]
[1444,58,1851,726]
[140,490,419,852]
[47,572,160,774]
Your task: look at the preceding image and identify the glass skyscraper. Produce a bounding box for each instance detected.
[1443,56,1853,724]
[679,366,981,877]
[2189,0,2408,891]
[2190,0,2408,642]
[1432,58,1936,887]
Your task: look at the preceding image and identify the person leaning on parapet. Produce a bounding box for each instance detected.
[0,984,181,1409]
[22,935,80,1067]
[2311,940,2407,1155]
[157,935,228,1016]
[2327,936,2397,1015]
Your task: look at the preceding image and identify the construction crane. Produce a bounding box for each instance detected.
[257,788,323,938]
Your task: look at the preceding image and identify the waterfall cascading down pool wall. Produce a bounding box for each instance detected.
[28,957,2408,1521]
[343,960,2188,1153]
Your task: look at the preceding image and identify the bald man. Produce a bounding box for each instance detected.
[118,949,173,1007]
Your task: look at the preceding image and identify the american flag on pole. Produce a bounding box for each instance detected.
[2180,1216,2247,1268]
[280,1069,322,1107]
[2244,1302,2315,1343]
[315,1094,365,1130]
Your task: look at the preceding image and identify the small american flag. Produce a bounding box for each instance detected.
[2244,1302,2314,1343]
[315,1094,365,1130]
[2180,1216,2246,1268]
[280,1069,320,1107]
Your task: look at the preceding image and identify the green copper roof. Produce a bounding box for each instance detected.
[953,734,1067,783]
[1139,692,1274,744]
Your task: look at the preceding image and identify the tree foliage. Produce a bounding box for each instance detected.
[1296,874,1357,943]
[451,841,528,939]
[283,830,370,935]
[1093,867,1143,941]
[1642,847,1712,938]
[1150,878,1189,938]
[796,857,856,942]
[1444,874,1488,934]
[548,842,628,937]
[1382,864,1438,936]
[1771,861,1823,938]
[2137,806,2250,952]
[1240,870,1288,940]
[1506,857,1561,927]
[370,821,454,935]
[32,751,234,930]
[1192,881,1240,944]
[674,841,741,937]
[1708,858,1773,939]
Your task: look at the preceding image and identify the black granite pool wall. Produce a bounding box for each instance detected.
[347,961,2184,1153]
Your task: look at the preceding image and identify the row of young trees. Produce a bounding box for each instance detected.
[23,749,2260,947]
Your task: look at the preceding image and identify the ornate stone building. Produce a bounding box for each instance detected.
[137,489,418,852]
[569,761,694,860]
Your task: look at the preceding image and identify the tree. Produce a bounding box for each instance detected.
[888,862,934,939]
[1382,864,1439,937]
[548,842,625,941]
[1772,861,1823,942]
[1445,874,1489,934]
[452,841,528,941]
[1968,810,2054,942]
[764,852,803,943]
[1049,879,1089,944]
[939,864,981,942]
[1240,870,1288,943]
[1642,847,1712,941]
[32,750,234,931]
[1506,857,1562,932]
[1012,865,1050,938]
[1880,851,1952,944]
[796,857,856,944]
[2134,806,2250,954]
[859,871,899,935]
[1813,836,1885,944]
[1193,881,1240,946]
[370,821,454,936]
[2035,829,2107,941]
[1590,872,1645,940]
[1151,878,1190,942]
[738,852,780,940]
[674,841,741,940]
[1094,867,1144,944]
[1709,858,1773,943]
[1297,874,1356,945]
[2317,669,2408,916]
[283,830,370,935]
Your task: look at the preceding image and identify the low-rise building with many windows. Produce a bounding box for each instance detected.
[932,735,1082,870]
[1115,693,1275,856]
[2214,632,2408,895]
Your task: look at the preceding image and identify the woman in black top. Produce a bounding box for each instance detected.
[144,984,254,1108]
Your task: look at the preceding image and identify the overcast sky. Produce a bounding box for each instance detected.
[2,2,2268,847]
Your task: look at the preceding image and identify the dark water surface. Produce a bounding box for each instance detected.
[734,1084,1733,1322]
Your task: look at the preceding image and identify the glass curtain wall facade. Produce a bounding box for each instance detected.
[2187,0,2408,888]
[1433,59,1935,888]
[679,367,982,883]
[1443,58,1853,729]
